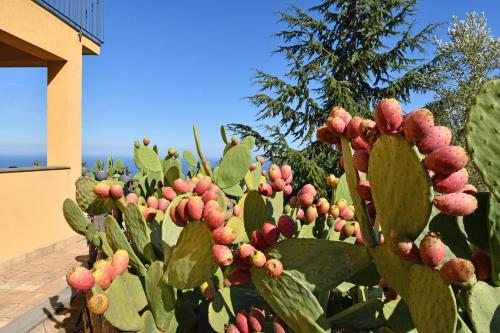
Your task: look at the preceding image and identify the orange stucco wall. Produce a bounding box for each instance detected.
[0,0,100,262]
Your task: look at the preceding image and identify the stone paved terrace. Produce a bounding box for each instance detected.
[0,235,88,332]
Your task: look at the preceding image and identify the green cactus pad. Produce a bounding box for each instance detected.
[221,182,244,197]
[216,144,252,189]
[163,158,182,186]
[334,173,353,205]
[298,216,329,239]
[62,199,90,235]
[428,211,471,259]
[145,261,175,331]
[75,177,116,215]
[240,135,255,150]
[243,190,268,238]
[328,298,386,330]
[162,193,190,248]
[252,268,327,332]
[456,315,473,333]
[463,192,490,254]
[408,264,457,333]
[134,145,162,173]
[124,204,156,263]
[98,232,114,257]
[297,310,328,333]
[121,272,148,312]
[208,288,234,333]
[466,79,500,200]
[226,216,249,243]
[140,311,162,333]
[347,263,380,286]
[104,216,147,276]
[341,136,377,247]
[244,162,262,191]
[182,150,197,168]
[368,135,433,241]
[266,190,284,224]
[165,221,217,289]
[103,275,143,331]
[487,194,500,286]
[266,239,372,291]
[383,299,416,333]
[466,281,500,332]
[220,125,229,144]
[370,244,413,299]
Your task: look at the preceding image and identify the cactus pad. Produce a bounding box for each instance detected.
[369,135,433,241]
[488,194,500,286]
[62,199,90,235]
[266,239,372,291]
[466,79,500,200]
[134,145,162,173]
[145,261,175,331]
[221,182,244,197]
[183,150,198,167]
[266,190,283,223]
[216,144,252,189]
[162,193,190,247]
[208,288,233,332]
[103,275,143,331]
[226,216,248,243]
[243,191,268,238]
[124,204,156,263]
[334,173,353,205]
[466,281,500,332]
[75,177,116,215]
[408,264,457,333]
[163,158,182,186]
[297,310,328,333]
[244,162,262,190]
[140,311,162,333]
[121,272,148,312]
[165,221,217,289]
[328,298,386,329]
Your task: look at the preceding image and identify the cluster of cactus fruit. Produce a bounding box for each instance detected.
[62,80,499,332]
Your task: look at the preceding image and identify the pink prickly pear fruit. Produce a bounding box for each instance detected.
[440,258,475,284]
[251,230,269,251]
[268,164,282,181]
[316,198,330,216]
[158,198,170,212]
[238,243,256,261]
[304,205,318,224]
[205,208,225,230]
[213,226,236,245]
[334,219,347,232]
[111,250,129,275]
[202,188,219,203]
[195,177,212,195]
[393,239,421,264]
[144,207,157,222]
[176,198,190,222]
[359,119,378,144]
[147,196,159,209]
[199,280,216,301]
[433,192,478,216]
[203,200,219,219]
[352,149,369,173]
[226,268,252,286]
[354,228,364,245]
[471,251,491,280]
[262,222,280,245]
[258,182,273,197]
[375,98,403,134]
[92,268,111,289]
[280,165,292,181]
[172,178,191,194]
[265,258,284,278]
[296,208,304,220]
[339,206,355,220]
[125,193,139,205]
[329,205,340,219]
[261,169,267,177]
[342,221,357,237]
[335,198,348,211]
[278,215,296,238]
[170,205,186,227]
[326,116,346,135]
[417,126,452,154]
[356,180,372,201]
[162,186,177,201]
[235,311,250,333]
[226,324,240,333]
[404,108,434,143]
[94,183,110,198]
[298,193,314,207]
[289,196,298,207]
[329,106,352,125]
[88,294,109,315]
[249,308,266,332]
[249,162,257,171]
[352,136,370,150]
[419,232,446,267]
[346,116,363,139]
[66,266,94,291]
[250,250,267,267]
[143,137,151,146]
[186,196,204,221]
[273,317,289,333]
[233,204,242,217]
[212,244,233,266]
[432,169,468,194]
[284,174,293,185]
[300,184,317,197]
[460,184,478,195]
[94,259,117,281]
[109,184,124,199]
[424,146,469,174]
[283,184,293,196]
[271,178,286,191]
[187,180,196,193]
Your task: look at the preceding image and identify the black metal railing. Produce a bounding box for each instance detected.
[32,0,104,45]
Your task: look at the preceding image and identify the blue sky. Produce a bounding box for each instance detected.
[0,0,499,159]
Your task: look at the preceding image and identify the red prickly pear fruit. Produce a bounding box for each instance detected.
[186,196,204,221]
[289,196,298,207]
[162,186,177,201]
[339,206,355,220]
[283,184,293,196]
[202,188,219,203]
[173,178,190,194]
[366,201,376,217]
[335,198,348,211]
[261,170,267,177]
[249,162,257,171]
[296,208,304,220]
[352,136,370,150]
[278,215,296,238]
[212,226,236,245]
[94,183,110,197]
[195,177,212,195]
[212,244,233,266]
[125,193,139,205]
[250,250,267,267]
[329,205,340,219]
[199,280,216,300]
[66,266,94,291]
[144,207,157,222]
[262,222,280,245]
[269,164,282,181]
[329,106,352,125]
[187,180,196,193]
[226,324,241,333]
[346,116,363,139]
[109,184,124,199]
[304,205,318,224]
[203,200,219,219]
[298,193,314,207]
[432,169,468,194]
[352,149,369,173]
[471,251,491,280]
[258,182,273,197]
[356,180,372,201]
[419,232,446,267]
[111,249,129,275]
[326,116,346,135]
[251,230,268,251]
[94,259,116,281]
[226,268,251,286]
[233,255,251,271]
[375,98,403,134]
[238,243,256,261]
[384,289,399,301]
[393,239,421,264]
[359,119,379,144]
[158,198,170,212]
[88,294,109,315]
[342,221,357,237]
[424,146,469,174]
[273,317,288,333]
[170,205,186,227]
[92,268,111,289]
[176,198,190,222]
[404,108,434,143]
[417,126,452,154]
[143,137,151,146]
[317,125,339,144]
[334,219,346,232]
[235,311,250,333]
[299,184,317,197]
[440,258,475,284]
[147,196,159,209]
[433,192,478,216]
[280,165,292,181]
[264,258,284,278]
[249,308,265,332]
[460,184,478,194]
[272,178,286,191]
[205,208,225,230]
[316,198,330,216]
[233,204,242,217]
